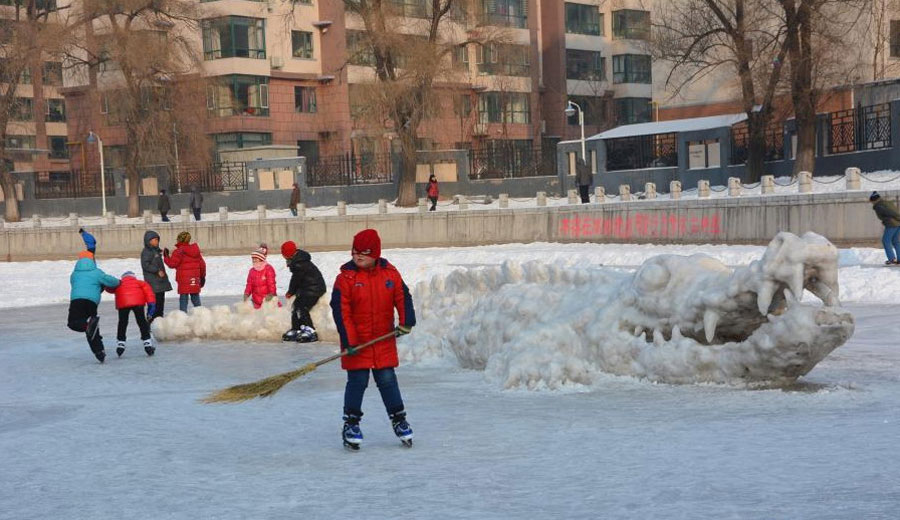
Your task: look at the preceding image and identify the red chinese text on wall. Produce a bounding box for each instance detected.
[557,213,723,239]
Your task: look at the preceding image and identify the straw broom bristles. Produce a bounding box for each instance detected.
[201,331,399,404]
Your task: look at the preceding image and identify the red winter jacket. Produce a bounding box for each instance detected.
[330,259,416,371]
[244,263,277,309]
[164,242,206,294]
[427,180,439,199]
[108,275,156,309]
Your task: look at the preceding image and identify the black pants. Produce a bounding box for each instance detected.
[161,211,169,222]
[193,208,201,221]
[67,299,103,354]
[153,292,166,319]
[118,306,151,342]
[429,197,437,211]
[579,185,591,203]
[291,298,315,331]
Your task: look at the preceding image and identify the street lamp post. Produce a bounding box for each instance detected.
[87,131,106,215]
[565,100,586,161]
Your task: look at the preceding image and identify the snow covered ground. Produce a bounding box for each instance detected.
[1,242,899,518]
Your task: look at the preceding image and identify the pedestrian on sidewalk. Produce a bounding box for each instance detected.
[427,174,439,211]
[576,158,592,204]
[290,183,301,217]
[870,191,900,265]
[189,185,203,221]
[158,189,171,222]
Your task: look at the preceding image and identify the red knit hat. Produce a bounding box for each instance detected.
[352,229,381,259]
[281,240,297,258]
[251,248,267,263]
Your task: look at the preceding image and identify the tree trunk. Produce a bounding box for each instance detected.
[396,129,418,207]
[127,163,140,218]
[745,111,769,183]
[793,111,817,176]
[787,1,817,176]
[1,170,21,222]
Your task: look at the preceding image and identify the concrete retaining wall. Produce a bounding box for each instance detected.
[1,189,892,261]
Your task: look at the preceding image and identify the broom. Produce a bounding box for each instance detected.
[201,330,399,404]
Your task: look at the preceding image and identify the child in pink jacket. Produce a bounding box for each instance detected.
[243,247,279,308]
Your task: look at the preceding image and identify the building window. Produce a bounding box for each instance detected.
[612,9,650,40]
[478,0,527,29]
[565,3,602,36]
[478,92,531,124]
[294,86,317,113]
[207,75,269,117]
[477,43,530,77]
[291,31,313,59]
[389,0,432,19]
[202,17,266,60]
[46,98,66,122]
[43,62,63,86]
[612,54,651,84]
[214,132,272,151]
[5,135,36,150]
[49,136,69,159]
[452,44,470,70]
[297,140,318,163]
[891,20,900,57]
[453,93,472,117]
[567,96,607,126]
[614,97,652,125]
[11,98,33,121]
[346,31,376,66]
[566,50,605,81]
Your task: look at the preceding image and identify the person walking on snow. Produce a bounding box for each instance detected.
[426,174,439,211]
[244,247,279,309]
[67,250,120,363]
[107,271,156,357]
[289,183,301,217]
[280,240,326,342]
[164,231,206,312]
[330,229,416,450]
[158,189,171,222]
[575,157,592,204]
[141,230,172,321]
[189,185,203,221]
[870,191,900,265]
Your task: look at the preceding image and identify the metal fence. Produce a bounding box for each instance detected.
[34,170,116,199]
[730,121,785,164]
[179,162,247,192]
[307,153,394,187]
[828,103,892,155]
[468,145,557,180]
[606,133,677,171]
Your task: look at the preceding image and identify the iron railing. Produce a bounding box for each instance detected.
[179,162,247,192]
[307,153,394,187]
[468,144,557,180]
[606,133,677,171]
[34,170,116,199]
[828,103,892,155]
[730,121,785,164]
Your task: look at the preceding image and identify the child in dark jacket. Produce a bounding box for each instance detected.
[330,229,416,450]
[67,251,120,363]
[280,241,326,342]
[107,271,157,357]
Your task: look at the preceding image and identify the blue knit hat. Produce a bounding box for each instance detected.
[79,228,97,253]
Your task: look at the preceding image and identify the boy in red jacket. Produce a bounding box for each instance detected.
[330,229,416,450]
[109,271,156,357]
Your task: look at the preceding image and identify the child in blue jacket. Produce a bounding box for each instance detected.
[67,251,120,363]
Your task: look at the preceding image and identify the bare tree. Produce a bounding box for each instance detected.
[649,0,790,182]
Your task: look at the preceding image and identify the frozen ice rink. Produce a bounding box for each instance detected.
[1,243,898,519]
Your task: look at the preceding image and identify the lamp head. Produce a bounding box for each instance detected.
[564,106,576,118]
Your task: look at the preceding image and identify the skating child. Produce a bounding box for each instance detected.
[280,241,326,343]
[243,247,279,309]
[164,231,206,312]
[330,229,416,449]
[108,271,157,357]
[141,230,172,322]
[67,250,120,363]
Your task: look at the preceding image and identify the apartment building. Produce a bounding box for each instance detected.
[0,1,70,182]
[59,0,653,173]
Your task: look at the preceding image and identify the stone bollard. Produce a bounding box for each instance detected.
[644,182,657,199]
[698,180,710,198]
[32,214,41,228]
[296,203,306,218]
[728,177,742,197]
[499,193,509,209]
[219,206,228,221]
[619,185,632,201]
[418,198,428,213]
[180,208,190,222]
[106,211,116,225]
[0,219,4,229]
[594,186,605,201]
[845,167,861,190]
[69,212,79,228]
[378,199,387,214]
[143,209,152,224]
[337,201,347,216]
[798,171,812,193]
[456,195,468,210]
[536,191,547,207]
[257,204,266,220]
[670,181,682,200]
[567,189,579,204]
[761,175,775,194]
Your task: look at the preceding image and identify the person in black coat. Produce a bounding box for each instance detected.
[158,190,171,222]
[280,240,326,342]
[141,230,173,320]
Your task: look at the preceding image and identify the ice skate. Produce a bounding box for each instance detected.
[86,316,100,341]
[342,415,363,451]
[143,339,155,356]
[298,326,319,343]
[390,412,413,447]
[116,341,126,357]
[282,329,300,342]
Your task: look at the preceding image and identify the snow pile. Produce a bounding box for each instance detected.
[400,233,854,388]
[152,298,337,343]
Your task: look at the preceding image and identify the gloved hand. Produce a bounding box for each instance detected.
[243,294,249,302]
[264,294,274,301]
[200,277,206,288]
[163,247,170,257]
[285,293,294,300]
[147,303,157,318]
[157,270,165,278]
[396,325,412,336]
[345,346,359,356]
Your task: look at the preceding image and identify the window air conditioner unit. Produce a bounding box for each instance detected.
[270,56,284,69]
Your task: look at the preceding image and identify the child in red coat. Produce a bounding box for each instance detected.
[243,247,279,309]
[108,271,156,357]
[330,229,416,450]
[164,231,206,313]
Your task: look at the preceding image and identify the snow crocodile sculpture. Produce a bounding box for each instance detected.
[402,232,855,388]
